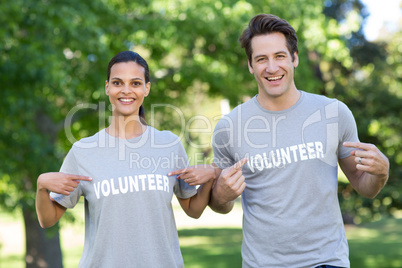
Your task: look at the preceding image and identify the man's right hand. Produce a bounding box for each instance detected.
[209,158,248,213]
[37,172,92,196]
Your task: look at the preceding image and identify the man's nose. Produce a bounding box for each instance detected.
[265,60,279,73]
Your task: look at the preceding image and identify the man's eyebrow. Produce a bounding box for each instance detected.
[275,50,288,54]
[253,51,288,59]
[253,54,266,59]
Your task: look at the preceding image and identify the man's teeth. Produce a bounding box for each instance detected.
[267,75,283,81]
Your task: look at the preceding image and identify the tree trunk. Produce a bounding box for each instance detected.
[23,208,63,268]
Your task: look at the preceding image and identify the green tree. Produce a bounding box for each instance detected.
[0,0,123,266]
[322,0,402,223]
[1,0,400,266]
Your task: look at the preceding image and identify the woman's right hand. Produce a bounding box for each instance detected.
[37,172,92,196]
[168,164,219,186]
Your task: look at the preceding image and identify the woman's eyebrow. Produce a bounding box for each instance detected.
[110,77,144,81]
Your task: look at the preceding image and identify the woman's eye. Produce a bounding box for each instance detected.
[133,81,142,86]
[112,81,120,86]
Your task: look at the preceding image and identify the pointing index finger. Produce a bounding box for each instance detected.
[234,158,248,170]
[343,141,372,150]
[72,175,92,181]
[227,158,248,175]
[168,169,186,176]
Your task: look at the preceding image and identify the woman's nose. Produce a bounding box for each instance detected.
[121,84,130,94]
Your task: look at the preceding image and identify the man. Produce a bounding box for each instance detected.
[209,14,389,268]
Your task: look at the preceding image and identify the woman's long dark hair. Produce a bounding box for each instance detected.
[106,51,149,125]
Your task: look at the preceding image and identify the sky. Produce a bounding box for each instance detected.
[361,0,401,40]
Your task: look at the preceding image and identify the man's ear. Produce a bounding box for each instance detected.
[293,52,299,68]
[248,60,254,74]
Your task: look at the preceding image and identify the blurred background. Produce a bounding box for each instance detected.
[0,0,401,267]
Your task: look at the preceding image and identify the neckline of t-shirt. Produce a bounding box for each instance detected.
[252,90,305,114]
[101,125,151,142]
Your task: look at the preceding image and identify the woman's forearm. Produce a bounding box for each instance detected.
[179,179,214,219]
[35,174,66,228]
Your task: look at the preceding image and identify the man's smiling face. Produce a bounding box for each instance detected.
[248,32,299,101]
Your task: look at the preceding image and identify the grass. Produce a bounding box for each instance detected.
[347,217,402,267]
[1,208,401,268]
[179,218,402,268]
[179,228,243,268]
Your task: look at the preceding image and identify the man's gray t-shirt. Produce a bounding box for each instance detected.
[213,91,358,268]
[51,126,196,268]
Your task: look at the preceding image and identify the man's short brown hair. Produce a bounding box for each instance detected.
[239,14,298,65]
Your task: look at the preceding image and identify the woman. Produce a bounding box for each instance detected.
[36,51,216,268]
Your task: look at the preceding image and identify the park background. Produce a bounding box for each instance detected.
[0,0,401,267]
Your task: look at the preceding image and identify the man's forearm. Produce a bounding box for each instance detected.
[208,187,235,214]
[208,159,247,214]
[357,172,388,199]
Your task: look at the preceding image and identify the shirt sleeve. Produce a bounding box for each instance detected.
[338,101,360,159]
[173,140,197,199]
[212,117,235,170]
[50,146,83,209]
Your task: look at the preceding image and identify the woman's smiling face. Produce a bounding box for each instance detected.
[105,61,150,118]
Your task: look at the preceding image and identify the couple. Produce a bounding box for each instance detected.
[36,14,389,268]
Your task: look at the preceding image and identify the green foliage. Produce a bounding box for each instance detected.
[324,1,402,222]
[0,0,400,233]
[0,0,323,209]
[0,1,399,267]
[0,0,119,208]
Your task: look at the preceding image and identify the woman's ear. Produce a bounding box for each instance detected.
[105,80,110,96]
[144,82,151,97]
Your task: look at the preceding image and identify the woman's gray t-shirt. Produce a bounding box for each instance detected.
[51,126,196,268]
